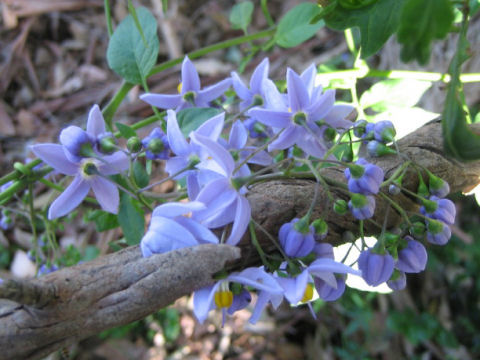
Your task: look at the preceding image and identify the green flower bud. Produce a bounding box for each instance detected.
[99,136,116,154]
[127,136,142,153]
[333,199,348,215]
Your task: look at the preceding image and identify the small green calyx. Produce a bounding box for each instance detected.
[348,164,365,178]
[147,138,164,154]
[333,199,348,215]
[417,177,429,197]
[350,193,367,208]
[410,221,426,238]
[253,122,266,134]
[428,172,444,191]
[427,219,443,234]
[231,176,249,190]
[79,143,97,158]
[422,199,438,214]
[187,154,201,169]
[183,91,196,104]
[294,216,310,234]
[312,218,328,235]
[323,127,337,142]
[252,94,264,106]
[99,137,116,154]
[293,111,307,125]
[383,232,400,247]
[127,136,142,153]
[13,162,32,176]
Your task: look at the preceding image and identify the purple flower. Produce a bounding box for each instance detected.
[373,120,396,143]
[221,120,272,176]
[426,220,451,245]
[59,126,94,162]
[314,275,346,301]
[30,106,129,219]
[357,249,394,286]
[367,140,396,157]
[348,194,376,220]
[37,264,59,277]
[140,201,218,257]
[193,267,282,325]
[0,214,12,230]
[140,56,232,111]
[420,196,456,225]
[344,158,384,195]
[395,237,427,273]
[278,218,315,258]
[165,109,225,197]
[387,271,406,291]
[248,66,353,158]
[428,174,450,198]
[231,57,270,110]
[190,133,251,245]
[277,258,360,305]
[142,128,170,160]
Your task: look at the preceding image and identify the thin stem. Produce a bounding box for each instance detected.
[249,221,271,268]
[379,192,412,226]
[104,0,113,37]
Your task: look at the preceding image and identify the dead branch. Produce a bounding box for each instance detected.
[1,120,479,359]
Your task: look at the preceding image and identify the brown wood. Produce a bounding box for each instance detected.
[1,120,479,359]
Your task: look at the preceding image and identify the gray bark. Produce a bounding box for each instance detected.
[1,120,479,359]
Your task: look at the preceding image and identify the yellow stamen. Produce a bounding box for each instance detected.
[177,82,182,93]
[301,283,314,303]
[214,290,233,309]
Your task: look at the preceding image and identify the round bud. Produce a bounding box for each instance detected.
[127,136,142,153]
[323,127,337,142]
[333,199,348,215]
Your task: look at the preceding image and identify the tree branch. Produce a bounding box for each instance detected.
[1,120,479,359]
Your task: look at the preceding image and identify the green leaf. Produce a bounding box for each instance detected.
[229,1,254,32]
[176,107,223,137]
[442,15,480,161]
[118,192,145,245]
[471,0,480,16]
[360,79,431,112]
[82,246,100,262]
[107,7,159,84]
[397,0,454,65]
[275,3,324,48]
[133,161,150,188]
[116,122,137,139]
[86,210,119,232]
[325,0,405,58]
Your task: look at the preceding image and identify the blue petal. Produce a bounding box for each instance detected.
[228,267,283,293]
[99,151,129,175]
[306,89,335,120]
[48,175,90,219]
[263,79,287,110]
[197,78,232,103]
[140,93,182,110]
[226,196,251,245]
[248,108,292,128]
[250,57,269,93]
[300,63,317,96]
[90,177,120,214]
[287,68,310,112]
[228,120,248,150]
[231,71,251,101]
[193,284,219,323]
[191,133,235,177]
[152,201,206,218]
[175,217,219,244]
[195,112,225,141]
[166,109,190,156]
[269,126,299,151]
[148,216,198,249]
[86,104,106,138]
[30,144,78,175]
[181,56,201,92]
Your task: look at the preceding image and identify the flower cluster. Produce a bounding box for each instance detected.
[22,56,456,324]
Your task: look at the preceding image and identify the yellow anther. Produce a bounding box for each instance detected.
[177,82,182,93]
[214,290,233,309]
[301,283,314,303]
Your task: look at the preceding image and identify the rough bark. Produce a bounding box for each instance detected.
[1,120,480,359]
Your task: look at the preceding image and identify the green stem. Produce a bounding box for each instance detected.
[249,221,271,269]
[104,0,114,37]
[260,0,274,26]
